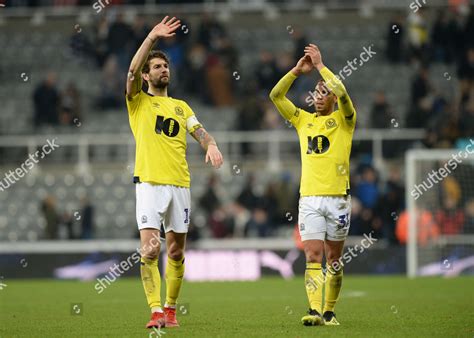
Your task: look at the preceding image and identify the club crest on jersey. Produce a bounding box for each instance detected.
[325,118,337,129]
[175,106,185,117]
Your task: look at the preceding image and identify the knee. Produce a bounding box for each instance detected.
[167,243,184,261]
[141,244,160,260]
[304,247,323,264]
[326,252,341,267]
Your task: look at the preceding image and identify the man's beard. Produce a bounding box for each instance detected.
[150,77,169,89]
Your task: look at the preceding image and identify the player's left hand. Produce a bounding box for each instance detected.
[304,44,323,68]
[206,144,223,169]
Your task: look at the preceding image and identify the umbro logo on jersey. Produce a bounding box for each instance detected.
[175,106,184,117]
[307,123,313,128]
[326,118,337,129]
[141,215,148,224]
[152,103,160,109]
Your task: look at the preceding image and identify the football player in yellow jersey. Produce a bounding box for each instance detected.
[270,44,356,327]
[125,16,223,329]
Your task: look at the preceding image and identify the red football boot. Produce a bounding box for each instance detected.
[146,311,166,329]
[164,307,179,327]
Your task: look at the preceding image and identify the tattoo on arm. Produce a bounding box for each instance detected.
[192,127,216,150]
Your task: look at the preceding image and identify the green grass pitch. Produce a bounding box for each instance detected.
[1,276,473,337]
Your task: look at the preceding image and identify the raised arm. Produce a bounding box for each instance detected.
[269,55,313,121]
[191,127,223,169]
[305,44,355,119]
[126,16,181,98]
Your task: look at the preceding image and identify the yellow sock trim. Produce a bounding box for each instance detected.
[140,257,161,309]
[323,265,343,313]
[305,262,324,313]
[165,256,185,306]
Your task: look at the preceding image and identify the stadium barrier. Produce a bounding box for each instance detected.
[0,129,424,180]
[0,237,407,282]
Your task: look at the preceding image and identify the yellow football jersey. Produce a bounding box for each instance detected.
[270,68,356,196]
[126,90,202,188]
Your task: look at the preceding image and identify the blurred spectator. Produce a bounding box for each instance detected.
[395,208,440,245]
[459,101,474,138]
[274,172,298,224]
[355,166,379,209]
[374,168,405,243]
[457,47,474,107]
[463,198,474,233]
[406,67,432,128]
[236,175,258,210]
[41,195,60,239]
[183,43,207,98]
[206,53,234,106]
[69,25,93,61]
[132,15,150,51]
[291,28,308,63]
[370,91,394,128]
[386,14,405,63]
[431,10,454,63]
[255,51,279,93]
[80,197,94,239]
[407,8,429,64]
[62,212,74,239]
[435,197,465,234]
[197,13,226,50]
[262,101,283,130]
[209,207,232,238]
[349,196,363,236]
[33,72,60,128]
[246,207,271,237]
[96,55,123,110]
[229,202,251,238]
[440,175,462,206]
[106,12,135,71]
[93,16,110,67]
[198,174,221,216]
[59,82,81,126]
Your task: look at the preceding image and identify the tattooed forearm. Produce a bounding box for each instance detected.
[192,127,217,150]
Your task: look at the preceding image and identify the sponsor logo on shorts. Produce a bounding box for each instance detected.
[141,215,148,224]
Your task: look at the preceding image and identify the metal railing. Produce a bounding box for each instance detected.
[0,128,424,176]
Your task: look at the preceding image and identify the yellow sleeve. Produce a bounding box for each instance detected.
[125,90,143,116]
[269,72,302,127]
[182,101,202,134]
[320,67,356,125]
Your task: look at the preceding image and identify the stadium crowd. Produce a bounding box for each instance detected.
[31,7,474,243]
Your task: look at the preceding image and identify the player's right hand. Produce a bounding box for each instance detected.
[292,55,313,76]
[148,16,181,42]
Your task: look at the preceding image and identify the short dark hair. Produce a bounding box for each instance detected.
[142,50,170,74]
